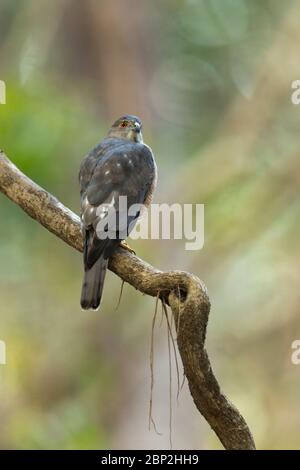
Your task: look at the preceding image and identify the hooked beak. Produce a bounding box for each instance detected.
[134,122,141,133]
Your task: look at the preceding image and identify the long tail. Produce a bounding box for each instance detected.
[80,256,108,310]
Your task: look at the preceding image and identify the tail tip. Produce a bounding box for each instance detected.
[80,298,101,311]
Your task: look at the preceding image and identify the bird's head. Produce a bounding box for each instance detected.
[108,115,143,143]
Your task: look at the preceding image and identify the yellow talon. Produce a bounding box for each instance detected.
[120,240,136,255]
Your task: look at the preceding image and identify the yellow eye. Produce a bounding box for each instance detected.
[120,120,129,128]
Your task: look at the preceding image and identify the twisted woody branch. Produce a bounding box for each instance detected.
[0,150,255,450]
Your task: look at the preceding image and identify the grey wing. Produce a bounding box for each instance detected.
[79,140,110,197]
[80,142,155,269]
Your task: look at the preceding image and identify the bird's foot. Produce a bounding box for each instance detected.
[120,240,136,255]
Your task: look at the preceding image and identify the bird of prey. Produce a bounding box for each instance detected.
[79,115,157,310]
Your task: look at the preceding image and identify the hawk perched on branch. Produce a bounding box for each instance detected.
[79,115,157,310]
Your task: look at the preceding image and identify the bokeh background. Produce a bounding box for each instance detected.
[0,0,299,450]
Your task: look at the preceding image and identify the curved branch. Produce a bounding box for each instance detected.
[0,150,255,450]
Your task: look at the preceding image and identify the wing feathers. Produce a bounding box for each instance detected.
[79,137,156,297]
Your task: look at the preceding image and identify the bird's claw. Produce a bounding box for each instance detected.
[120,240,136,255]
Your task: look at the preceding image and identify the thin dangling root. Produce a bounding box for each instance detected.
[159,299,164,328]
[162,299,180,400]
[176,285,183,337]
[148,290,162,436]
[115,280,125,311]
[166,306,173,450]
[180,372,186,391]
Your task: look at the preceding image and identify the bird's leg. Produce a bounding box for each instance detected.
[120,240,136,255]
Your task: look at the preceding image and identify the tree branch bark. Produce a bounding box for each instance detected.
[0,150,255,450]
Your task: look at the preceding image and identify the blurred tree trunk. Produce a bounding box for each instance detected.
[60,0,154,122]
